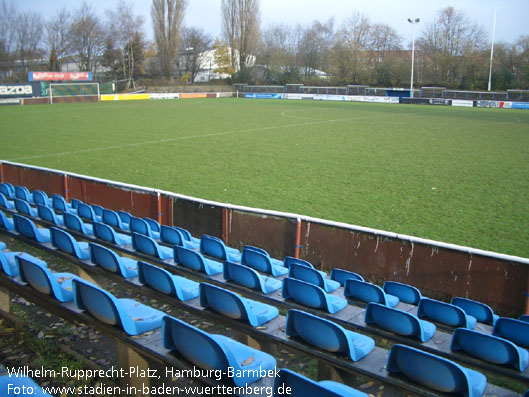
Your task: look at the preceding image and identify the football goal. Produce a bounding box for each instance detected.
[49,82,100,104]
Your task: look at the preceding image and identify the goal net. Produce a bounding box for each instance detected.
[49,83,100,104]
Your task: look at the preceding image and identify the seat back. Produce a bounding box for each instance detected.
[15,185,31,201]
[241,247,272,273]
[102,209,122,228]
[289,263,324,288]
[63,212,85,233]
[451,328,525,371]
[520,315,529,323]
[92,204,104,217]
[138,261,176,295]
[200,235,228,260]
[0,210,12,230]
[32,190,50,206]
[17,255,53,295]
[0,183,13,198]
[14,198,33,216]
[223,261,261,291]
[274,369,359,397]
[52,194,69,212]
[174,245,205,272]
[365,303,422,338]
[13,214,38,239]
[77,202,96,221]
[282,277,327,310]
[162,316,229,371]
[132,232,159,257]
[199,283,249,322]
[283,256,315,270]
[493,318,529,348]
[130,217,151,237]
[344,279,388,305]
[72,279,121,326]
[70,198,82,209]
[173,226,193,241]
[451,297,495,324]
[418,298,468,327]
[330,268,364,286]
[144,218,160,233]
[387,344,486,396]
[50,227,79,257]
[93,221,118,243]
[117,210,131,224]
[89,243,120,273]
[0,193,12,208]
[383,281,422,305]
[286,309,349,355]
[37,204,59,225]
[160,225,185,246]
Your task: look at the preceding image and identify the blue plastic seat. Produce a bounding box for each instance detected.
[32,190,52,207]
[70,198,82,210]
[14,198,38,217]
[160,225,200,250]
[0,374,50,396]
[13,214,51,243]
[492,317,529,348]
[89,242,138,278]
[93,221,132,246]
[17,255,79,302]
[52,194,76,214]
[223,261,282,294]
[330,268,365,286]
[282,277,347,314]
[173,226,201,245]
[284,256,327,278]
[130,217,160,240]
[162,315,277,387]
[36,204,64,226]
[102,209,129,231]
[0,209,14,231]
[289,263,340,292]
[451,328,529,372]
[118,210,132,225]
[243,245,284,268]
[0,192,15,209]
[365,302,436,342]
[387,344,487,396]
[63,212,94,236]
[273,368,368,397]
[383,281,422,305]
[77,202,102,222]
[0,251,46,277]
[344,279,399,308]
[200,235,241,262]
[199,283,279,327]
[144,217,161,234]
[174,245,223,275]
[520,315,529,323]
[418,298,477,329]
[451,297,499,326]
[50,227,90,260]
[241,246,288,277]
[132,232,173,260]
[137,261,199,301]
[15,185,34,203]
[0,183,14,199]
[91,204,104,217]
[73,278,165,335]
[286,309,374,361]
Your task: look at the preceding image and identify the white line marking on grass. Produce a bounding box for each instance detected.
[9,116,354,161]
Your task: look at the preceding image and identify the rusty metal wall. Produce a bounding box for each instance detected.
[172,198,222,238]
[1,163,64,195]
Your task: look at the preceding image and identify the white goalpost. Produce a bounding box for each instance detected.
[49,82,100,104]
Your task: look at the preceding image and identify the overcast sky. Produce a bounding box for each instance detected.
[16,0,529,45]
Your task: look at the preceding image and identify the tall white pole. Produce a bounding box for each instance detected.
[488,8,497,91]
[408,18,420,98]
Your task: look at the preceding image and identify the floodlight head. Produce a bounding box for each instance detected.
[408,18,420,23]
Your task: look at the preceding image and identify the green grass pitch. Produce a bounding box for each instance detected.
[1,98,528,258]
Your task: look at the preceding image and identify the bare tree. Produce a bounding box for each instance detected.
[151,0,187,79]
[297,19,334,78]
[221,0,261,72]
[260,23,298,83]
[45,8,71,71]
[15,11,44,74]
[0,0,17,79]
[180,27,212,83]
[69,3,107,74]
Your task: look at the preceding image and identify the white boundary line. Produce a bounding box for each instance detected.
[1,160,528,265]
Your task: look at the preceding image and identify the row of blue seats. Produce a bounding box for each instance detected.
[0,244,501,396]
[3,185,529,380]
[3,204,529,379]
[0,242,369,396]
